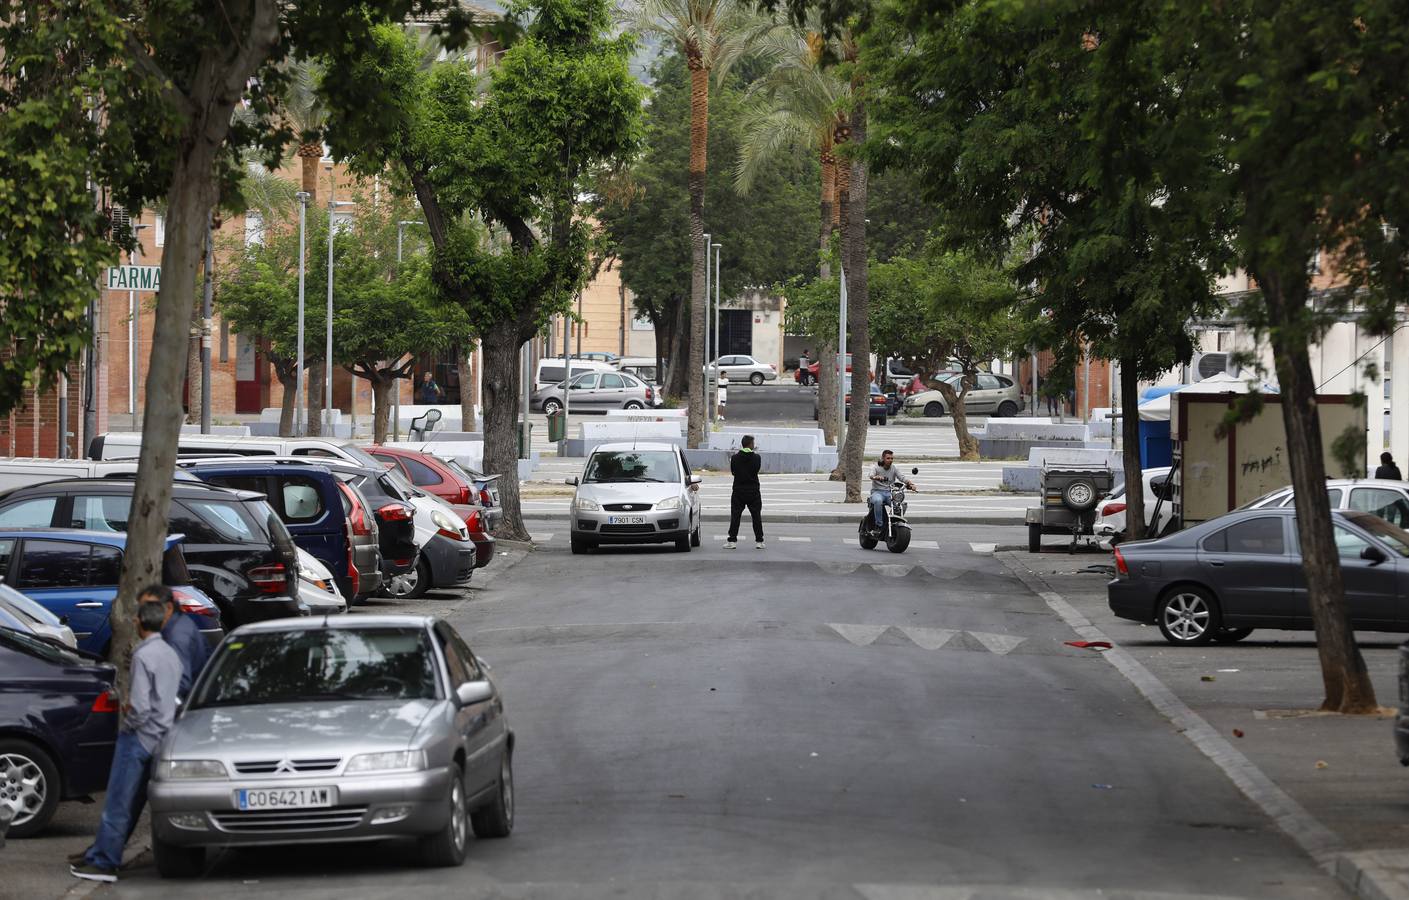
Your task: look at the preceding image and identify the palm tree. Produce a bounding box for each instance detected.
[735,26,850,447]
[634,0,774,448]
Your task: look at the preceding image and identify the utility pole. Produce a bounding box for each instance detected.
[837,265,848,457]
[703,232,712,421]
[711,242,721,427]
[325,200,353,433]
[200,213,213,433]
[295,192,310,436]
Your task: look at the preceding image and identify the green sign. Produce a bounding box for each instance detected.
[106,265,161,291]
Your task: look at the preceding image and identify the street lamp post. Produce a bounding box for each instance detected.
[837,265,848,458]
[128,222,153,428]
[325,199,354,434]
[295,192,310,435]
[711,242,721,427]
[702,232,711,419]
[200,213,214,434]
[395,220,424,440]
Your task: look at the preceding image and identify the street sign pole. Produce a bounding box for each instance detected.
[295,192,309,436]
[703,232,711,422]
[837,265,848,458]
[713,242,721,426]
[200,214,213,434]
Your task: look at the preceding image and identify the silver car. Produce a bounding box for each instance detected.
[904,372,1023,417]
[566,442,702,553]
[1242,477,1409,528]
[148,615,513,876]
[532,370,655,414]
[706,354,778,386]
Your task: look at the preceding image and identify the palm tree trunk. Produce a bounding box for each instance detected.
[686,60,710,448]
[817,143,838,447]
[299,148,320,206]
[838,100,869,503]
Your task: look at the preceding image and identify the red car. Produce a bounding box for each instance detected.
[795,354,853,386]
[368,446,497,568]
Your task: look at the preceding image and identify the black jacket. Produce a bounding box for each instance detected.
[731,449,761,493]
[1376,464,1403,481]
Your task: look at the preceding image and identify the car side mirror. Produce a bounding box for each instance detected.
[455,680,494,707]
[688,475,702,485]
[1361,545,1388,565]
[565,477,579,486]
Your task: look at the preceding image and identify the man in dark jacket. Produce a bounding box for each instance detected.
[147,584,210,699]
[1376,451,1403,480]
[725,435,764,550]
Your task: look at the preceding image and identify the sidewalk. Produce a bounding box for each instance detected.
[1000,548,1409,900]
[522,460,1033,525]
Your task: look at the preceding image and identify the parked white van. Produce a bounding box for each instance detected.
[534,358,615,392]
[87,433,388,469]
[0,459,162,495]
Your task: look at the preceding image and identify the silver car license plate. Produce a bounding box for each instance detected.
[236,786,336,811]
[608,515,646,525]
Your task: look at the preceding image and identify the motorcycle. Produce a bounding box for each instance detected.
[859,467,918,554]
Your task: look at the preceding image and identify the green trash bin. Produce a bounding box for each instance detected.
[547,410,566,442]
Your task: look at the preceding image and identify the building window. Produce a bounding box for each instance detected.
[244,211,265,247]
[154,214,165,247]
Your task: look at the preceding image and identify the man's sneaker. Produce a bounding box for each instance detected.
[70,862,117,883]
[67,849,91,865]
[724,541,737,550]
[756,541,766,549]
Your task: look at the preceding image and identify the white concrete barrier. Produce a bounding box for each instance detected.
[579,421,681,442]
[707,431,820,454]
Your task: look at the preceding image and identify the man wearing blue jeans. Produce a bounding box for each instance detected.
[70,598,182,883]
[869,450,915,529]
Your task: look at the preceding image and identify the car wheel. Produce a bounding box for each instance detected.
[690,524,701,547]
[542,398,563,415]
[470,752,514,839]
[924,401,944,418]
[153,834,205,879]
[1028,522,1042,554]
[879,416,887,426]
[570,535,593,554]
[421,765,469,867]
[997,401,1019,417]
[1156,586,1220,645]
[384,557,432,600]
[750,372,764,385]
[1213,627,1254,643]
[0,738,59,838]
[624,400,644,409]
[1061,478,1099,512]
[675,533,691,552]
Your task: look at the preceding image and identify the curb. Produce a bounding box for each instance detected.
[521,512,1026,526]
[1337,851,1409,900]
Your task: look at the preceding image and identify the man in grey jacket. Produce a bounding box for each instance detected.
[70,599,183,883]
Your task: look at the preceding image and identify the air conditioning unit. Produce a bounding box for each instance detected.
[1191,351,1240,382]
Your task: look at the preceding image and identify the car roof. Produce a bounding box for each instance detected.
[0,528,185,549]
[179,456,380,477]
[230,614,439,635]
[590,442,679,453]
[0,477,259,500]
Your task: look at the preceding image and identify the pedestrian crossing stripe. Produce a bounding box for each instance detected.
[826,624,1025,654]
[778,536,810,542]
[531,533,555,542]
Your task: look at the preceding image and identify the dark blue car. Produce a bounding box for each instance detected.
[0,627,118,837]
[0,531,221,656]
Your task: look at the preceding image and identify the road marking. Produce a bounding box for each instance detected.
[827,623,889,646]
[967,631,1027,655]
[969,542,997,554]
[909,540,939,550]
[998,552,1346,869]
[778,535,812,542]
[530,533,555,542]
[898,626,958,650]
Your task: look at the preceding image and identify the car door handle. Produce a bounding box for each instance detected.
[1207,560,1225,567]
[75,601,106,609]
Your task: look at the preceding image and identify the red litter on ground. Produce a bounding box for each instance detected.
[1065,641,1113,651]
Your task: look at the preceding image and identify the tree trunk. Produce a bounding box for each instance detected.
[1260,269,1377,713]
[111,0,279,696]
[299,148,320,206]
[307,361,324,436]
[686,60,710,448]
[838,99,870,502]
[186,296,202,424]
[817,336,838,447]
[816,144,838,447]
[482,319,530,541]
[935,380,979,460]
[667,294,690,401]
[459,347,477,431]
[1120,358,1146,541]
[275,363,297,437]
[371,371,393,444]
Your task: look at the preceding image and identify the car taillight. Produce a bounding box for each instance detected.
[377,503,414,522]
[646,386,655,402]
[1113,548,1129,576]
[456,485,473,506]
[1103,502,1127,516]
[466,509,483,534]
[480,488,493,507]
[348,560,360,598]
[92,690,119,713]
[247,563,291,594]
[768,362,776,370]
[170,586,207,616]
[339,483,371,536]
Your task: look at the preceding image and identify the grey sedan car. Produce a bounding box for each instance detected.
[1108,507,1409,645]
[533,370,655,414]
[147,615,513,876]
[567,442,702,553]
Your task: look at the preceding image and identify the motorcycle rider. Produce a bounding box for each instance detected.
[869,450,916,529]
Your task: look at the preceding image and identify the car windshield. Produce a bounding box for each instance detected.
[0,584,62,627]
[583,450,679,483]
[1345,512,1409,557]
[444,459,481,483]
[340,444,387,470]
[190,627,439,708]
[0,625,88,666]
[1238,487,1290,510]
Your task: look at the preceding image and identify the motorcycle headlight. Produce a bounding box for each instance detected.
[655,495,682,511]
[157,759,228,780]
[346,750,427,773]
[575,496,601,511]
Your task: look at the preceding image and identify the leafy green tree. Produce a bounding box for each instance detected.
[633,0,774,447]
[330,0,643,540]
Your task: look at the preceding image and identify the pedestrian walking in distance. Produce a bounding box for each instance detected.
[1376,451,1403,480]
[70,598,183,883]
[725,435,764,550]
[417,370,444,404]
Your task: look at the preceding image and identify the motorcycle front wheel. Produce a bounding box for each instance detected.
[858,517,879,550]
[885,527,911,553]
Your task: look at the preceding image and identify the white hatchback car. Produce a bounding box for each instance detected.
[1094,467,1174,542]
[1242,478,1409,528]
[566,443,702,553]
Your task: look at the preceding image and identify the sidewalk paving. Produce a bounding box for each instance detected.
[1000,547,1409,900]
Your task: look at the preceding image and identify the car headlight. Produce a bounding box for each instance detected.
[157,759,228,780]
[346,750,426,773]
[655,496,682,511]
[575,496,601,511]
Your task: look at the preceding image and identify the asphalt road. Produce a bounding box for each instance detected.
[18,524,1346,899]
[723,382,820,423]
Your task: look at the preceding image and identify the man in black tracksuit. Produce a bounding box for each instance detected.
[726,435,764,549]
